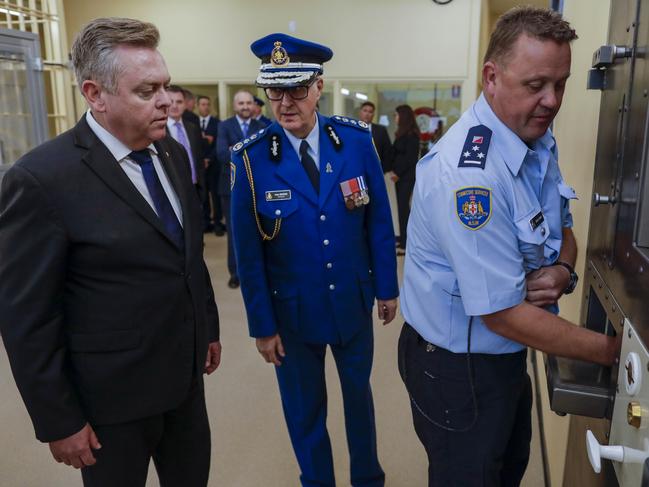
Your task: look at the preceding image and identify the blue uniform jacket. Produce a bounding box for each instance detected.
[231,114,399,344]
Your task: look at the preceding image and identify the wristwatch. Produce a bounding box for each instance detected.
[555,261,578,295]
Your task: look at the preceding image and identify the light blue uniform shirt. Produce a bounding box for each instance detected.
[283,115,320,169]
[401,93,577,354]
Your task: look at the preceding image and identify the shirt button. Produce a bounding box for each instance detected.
[329,284,335,290]
[326,263,333,269]
[272,290,278,295]
[320,214,326,221]
[323,239,330,246]
[275,209,281,216]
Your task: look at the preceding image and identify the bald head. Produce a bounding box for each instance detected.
[233,90,254,120]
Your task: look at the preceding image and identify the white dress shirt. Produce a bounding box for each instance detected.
[85,110,183,225]
[199,115,211,131]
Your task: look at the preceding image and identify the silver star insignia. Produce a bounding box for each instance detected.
[463,151,471,158]
[477,152,485,159]
[472,145,480,152]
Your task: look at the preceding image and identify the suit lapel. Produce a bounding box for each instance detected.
[155,139,194,264]
[75,120,177,248]
[233,118,244,140]
[319,116,346,207]
[273,128,319,206]
[249,118,263,135]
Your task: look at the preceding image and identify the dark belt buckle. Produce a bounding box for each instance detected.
[425,342,436,352]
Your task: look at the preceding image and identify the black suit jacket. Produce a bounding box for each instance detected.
[215,116,263,196]
[0,117,219,442]
[171,119,207,200]
[392,133,420,182]
[200,115,220,159]
[371,123,393,173]
[182,109,200,127]
[257,115,272,127]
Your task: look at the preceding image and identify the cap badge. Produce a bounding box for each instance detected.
[271,41,290,67]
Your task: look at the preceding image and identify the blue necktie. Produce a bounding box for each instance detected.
[241,121,249,138]
[300,140,319,193]
[129,149,185,251]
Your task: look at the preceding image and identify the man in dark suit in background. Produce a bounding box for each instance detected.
[0,18,221,487]
[182,88,200,127]
[359,101,392,173]
[167,85,209,227]
[215,90,263,288]
[197,94,225,236]
[252,95,272,126]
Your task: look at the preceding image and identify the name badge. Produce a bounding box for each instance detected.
[266,190,292,201]
[529,211,545,231]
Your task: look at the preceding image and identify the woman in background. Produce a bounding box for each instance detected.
[389,104,420,255]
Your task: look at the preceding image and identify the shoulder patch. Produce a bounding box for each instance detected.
[455,187,492,230]
[231,127,269,154]
[331,115,370,131]
[458,125,491,170]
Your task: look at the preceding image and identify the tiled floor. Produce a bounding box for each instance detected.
[0,233,545,486]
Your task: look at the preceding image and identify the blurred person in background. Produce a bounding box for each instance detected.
[389,104,420,255]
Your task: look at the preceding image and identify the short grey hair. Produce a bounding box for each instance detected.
[70,17,160,94]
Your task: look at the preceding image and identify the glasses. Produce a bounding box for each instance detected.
[264,82,313,101]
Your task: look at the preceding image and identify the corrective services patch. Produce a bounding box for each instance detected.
[230,162,236,191]
[455,187,492,230]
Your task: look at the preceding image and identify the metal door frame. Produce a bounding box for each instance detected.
[0,28,47,181]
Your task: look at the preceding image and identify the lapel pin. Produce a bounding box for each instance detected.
[326,162,333,173]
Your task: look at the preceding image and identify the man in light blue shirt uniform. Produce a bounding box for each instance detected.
[398,7,620,486]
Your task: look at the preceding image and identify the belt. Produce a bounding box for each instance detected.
[405,322,445,353]
[404,322,527,361]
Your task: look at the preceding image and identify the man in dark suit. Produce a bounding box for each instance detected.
[197,94,225,236]
[167,85,209,227]
[215,90,263,288]
[359,101,393,173]
[182,88,200,127]
[252,95,272,126]
[0,18,221,487]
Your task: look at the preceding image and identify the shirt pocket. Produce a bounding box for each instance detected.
[514,207,550,271]
[256,197,299,235]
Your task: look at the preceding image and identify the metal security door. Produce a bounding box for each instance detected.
[0,28,47,182]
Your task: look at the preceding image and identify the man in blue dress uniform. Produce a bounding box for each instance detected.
[230,33,399,487]
[398,7,620,486]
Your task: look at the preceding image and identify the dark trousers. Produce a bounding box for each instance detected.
[395,177,415,248]
[207,162,223,225]
[220,195,237,278]
[398,323,532,487]
[276,324,384,487]
[197,182,211,230]
[81,380,211,487]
